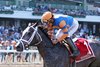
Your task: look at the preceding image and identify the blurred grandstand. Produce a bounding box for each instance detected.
[0,0,100,66]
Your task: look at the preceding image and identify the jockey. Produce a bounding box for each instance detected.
[41,11,80,58]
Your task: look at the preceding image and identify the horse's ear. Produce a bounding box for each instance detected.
[28,23,32,26]
[32,23,37,27]
[32,22,42,27]
[28,23,37,27]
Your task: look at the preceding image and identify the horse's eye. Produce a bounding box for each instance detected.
[27,31,31,35]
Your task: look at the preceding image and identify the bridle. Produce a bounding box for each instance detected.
[17,26,42,50]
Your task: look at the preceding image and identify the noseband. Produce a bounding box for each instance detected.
[18,26,42,50]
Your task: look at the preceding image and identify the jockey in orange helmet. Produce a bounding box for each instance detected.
[41,11,80,58]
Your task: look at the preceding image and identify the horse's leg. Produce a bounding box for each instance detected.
[43,63,47,67]
[88,58,98,67]
[72,60,76,67]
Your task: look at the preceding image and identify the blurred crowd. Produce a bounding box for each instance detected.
[32,3,100,16]
[0,25,22,52]
[74,25,100,41]
[0,4,100,17]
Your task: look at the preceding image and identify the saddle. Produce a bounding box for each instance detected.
[62,38,95,63]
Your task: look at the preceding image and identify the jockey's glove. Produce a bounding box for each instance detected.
[47,30,54,36]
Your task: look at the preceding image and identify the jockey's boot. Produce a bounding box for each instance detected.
[66,37,80,58]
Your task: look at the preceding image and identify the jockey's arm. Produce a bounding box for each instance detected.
[57,20,68,42]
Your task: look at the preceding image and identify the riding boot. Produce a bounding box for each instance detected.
[66,37,80,58]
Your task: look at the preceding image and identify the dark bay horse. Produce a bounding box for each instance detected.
[16,24,100,67]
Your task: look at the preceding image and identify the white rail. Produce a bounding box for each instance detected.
[0,50,39,53]
[0,50,43,64]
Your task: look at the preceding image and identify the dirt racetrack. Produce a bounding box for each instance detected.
[0,62,43,67]
[0,64,43,67]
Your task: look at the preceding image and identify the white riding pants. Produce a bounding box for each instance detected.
[56,19,79,39]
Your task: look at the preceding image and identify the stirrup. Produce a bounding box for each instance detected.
[70,51,80,58]
[70,54,78,58]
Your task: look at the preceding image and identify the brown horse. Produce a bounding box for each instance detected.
[16,24,100,67]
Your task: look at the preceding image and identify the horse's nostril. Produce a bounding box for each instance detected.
[16,46,20,49]
[16,44,23,52]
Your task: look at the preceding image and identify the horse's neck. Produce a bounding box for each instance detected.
[37,28,69,59]
[37,28,53,57]
[37,28,70,67]
[38,28,53,45]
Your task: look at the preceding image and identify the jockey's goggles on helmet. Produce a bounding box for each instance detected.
[41,11,53,23]
[42,16,53,24]
[42,21,50,27]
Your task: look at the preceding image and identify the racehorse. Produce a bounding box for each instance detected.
[16,23,100,67]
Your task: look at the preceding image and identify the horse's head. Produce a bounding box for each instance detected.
[16,23,42,51]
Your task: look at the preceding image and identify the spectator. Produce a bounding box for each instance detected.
[5,40,14,62]
[1,41,6,62]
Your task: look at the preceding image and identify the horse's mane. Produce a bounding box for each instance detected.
[38,27,52,41]
[34,22,52,41]
[38,27,54,47]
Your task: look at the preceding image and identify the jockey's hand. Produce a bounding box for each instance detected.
[47,30,54,36]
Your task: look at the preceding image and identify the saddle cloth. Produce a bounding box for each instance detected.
[65,38,95,63]
[74,38,95,63]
